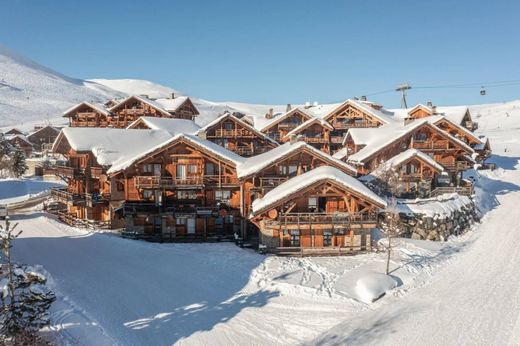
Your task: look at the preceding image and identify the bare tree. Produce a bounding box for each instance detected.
[377,164,405,275]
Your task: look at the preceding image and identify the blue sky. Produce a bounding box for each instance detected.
[2,0,520,107]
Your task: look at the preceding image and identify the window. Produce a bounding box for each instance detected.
[324,231,332,246]
[291,230,300,247]
[188,164,198,174]
[177,190,197,200]
[142,164,153,173]
[176,165,187,179]
[143,190,153,200]
[205,163,215,175]
[176,217,186,225]
[308,197,317,212]
[288,165,298,176]
[225,122,233,130]
[116,181,124,191]
[215,190,231,202]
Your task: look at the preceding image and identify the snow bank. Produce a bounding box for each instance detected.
[354,272,397,303]
[398,193,473,220]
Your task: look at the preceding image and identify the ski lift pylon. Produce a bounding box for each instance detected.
[480,86,486,96]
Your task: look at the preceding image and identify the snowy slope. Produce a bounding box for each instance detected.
[0,45,125,127]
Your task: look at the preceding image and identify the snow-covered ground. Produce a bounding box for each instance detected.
[0,177,63,205]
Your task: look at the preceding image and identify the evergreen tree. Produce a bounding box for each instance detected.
[11,148,28,178]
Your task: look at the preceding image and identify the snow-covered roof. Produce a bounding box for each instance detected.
[108,95,172,117]
[108,133,245,174]
[389,104,471,125]
[346,120,474,164]
[251,166,386,215]
[260,108,313,132]
[27,125,60,138]
[54,127,173,168]
[428,115,481,144]
[283,117,333,139]
[237,140,357,178]
[7,134,32,146]
[197,112,278,145]
[154,96,198,114]
[361,149,444,183]
[62,101,111,117]
[126,116,200,135]
[322,99,393,125]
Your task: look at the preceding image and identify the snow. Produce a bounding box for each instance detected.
[0,177,64,204]
[251,166,386,215]
[361,148,444,182]
[354,272,397,303]
[283,117,333,139]
[397,193,473,219]
[126,116,201,135]
[56,127,173,168]
[237,140,357,178]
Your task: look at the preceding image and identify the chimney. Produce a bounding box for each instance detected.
[265,108,274,119]
[140,94,149,99]
[427,101,433,108]
[289,134,298,144]
[353,96,359,100]
[432,105,437,114]
[304,101,311,109]
[361,95,367,101]
[286,103,292,112]
[313,101,318,107]
[171,92,175,99]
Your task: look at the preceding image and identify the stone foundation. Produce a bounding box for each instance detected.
[394,193,477,241]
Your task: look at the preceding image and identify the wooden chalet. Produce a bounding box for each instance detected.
[63,102,112,128]
[250,166,386,255]
[237,140,358,219]
[261,108,313,142]
[50,128,173,229]
[321,99,390,152]
[27,125,60,152]
[4,128,24,135]
[361,149,445,198]
[109,134,244,240]
[406,103,478,131]
[281,118,333,154]
[64,95,200,129]
[6,135,33,157]
[342,120,475,183]
[197,112,279,156]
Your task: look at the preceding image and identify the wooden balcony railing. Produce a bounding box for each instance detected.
[412,140,449,150]
[331,136,343,143]
[302,137,329,143]
[332,121,378,129]
[429,186,473,197]
[90,167,103,178]
[54,165,77,178]
[203,175,239,186]
[278,123,300,129]
[439,161,472,171]
[259,177,288,188]
[51,187,84,205]
[266,212,377,227]
[214,129,254,138]
[235,146,253,156]
[400,172,433,181]
[85,192,111,207]
[134,176,204,189]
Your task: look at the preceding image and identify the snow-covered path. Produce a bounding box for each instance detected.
[312,131,520,345]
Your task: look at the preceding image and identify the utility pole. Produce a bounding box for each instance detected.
[396,83,412,108]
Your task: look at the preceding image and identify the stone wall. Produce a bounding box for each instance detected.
[393,193,477,241]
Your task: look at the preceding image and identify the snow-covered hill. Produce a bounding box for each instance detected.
[0,45,126,127]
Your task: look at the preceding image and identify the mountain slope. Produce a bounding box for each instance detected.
[0,45,124,127]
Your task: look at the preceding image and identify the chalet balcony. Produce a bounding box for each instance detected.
[412,140,449,150]
[214,129,254,138]
[259,177,288,189]
[57,210,111,229]
[302,137,329,144]
[331,136,343,143]
[203,175,240,186]
[121,108,146,116]
[235,146,254,156]
[429,186,473,197]
[278,123,300,129]
[54,165,83,178]
[134,176,204,189]
[400,172,434,181]
[332,121,377,129]
[50,187,85,205]
[439,161,472,171]
[265,212,377,228]
[85,192,111,207]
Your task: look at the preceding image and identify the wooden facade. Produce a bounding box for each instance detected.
[7,135,33,157]
[281,119,333,154]
[250,172,385,254]
[198,113,278,156]
[261,108,312,142]
[64,96,199,128]
[27,125,60,152]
